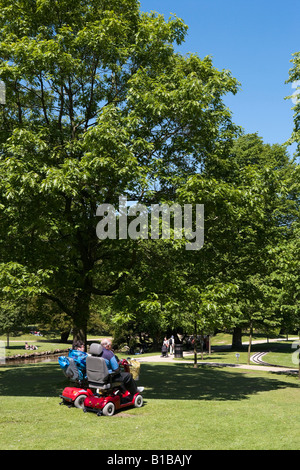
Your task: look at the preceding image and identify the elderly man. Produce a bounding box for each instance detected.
[100,338,144,395]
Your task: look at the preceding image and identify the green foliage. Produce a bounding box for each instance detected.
[0,296,27,335]
[0,0,240,343]
[285,51,300,156]
[0,1,298,348]
[176,134,298,340]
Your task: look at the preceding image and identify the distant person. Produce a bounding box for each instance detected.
[169,335,174,355]
[161,343,168,357]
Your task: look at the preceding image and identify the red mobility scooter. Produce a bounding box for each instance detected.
[59,349,89,409]
[59,343,143,416]
[83,343,143,416]
[60,385,90,409]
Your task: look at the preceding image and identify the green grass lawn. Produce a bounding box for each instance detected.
[0,360,300,450]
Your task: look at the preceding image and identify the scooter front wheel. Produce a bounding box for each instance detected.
[102,402,116,416]
[134,394,143,408]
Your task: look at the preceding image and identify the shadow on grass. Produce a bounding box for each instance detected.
[140,363,299,401]
[0,361,298,401]
[4,341,69,351]
[3,345,30,351]
[0,363,67,398]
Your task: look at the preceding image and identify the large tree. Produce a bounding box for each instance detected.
[177,133,297,352]
[286,51,300,156]
[0,0,239,346]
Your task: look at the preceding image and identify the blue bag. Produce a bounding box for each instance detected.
[58,349,88,382]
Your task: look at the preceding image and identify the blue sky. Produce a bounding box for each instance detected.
[140,0,299,157]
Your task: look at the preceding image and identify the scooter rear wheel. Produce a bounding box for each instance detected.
[74,394,87,409]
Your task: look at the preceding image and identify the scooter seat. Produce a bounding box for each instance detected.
[88,380,122,390]
[86,346,122,391]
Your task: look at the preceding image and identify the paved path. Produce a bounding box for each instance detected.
[137,349,299,374]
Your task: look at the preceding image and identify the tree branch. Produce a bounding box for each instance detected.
[41,292,75,317]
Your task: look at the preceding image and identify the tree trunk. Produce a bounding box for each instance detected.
[72,322,87,349]
[193,320,198,368]
[60,330,70,343]
[247,323,253,365]
[72,290,91,350]
[232,326,243,350]
[200,334,204,360]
